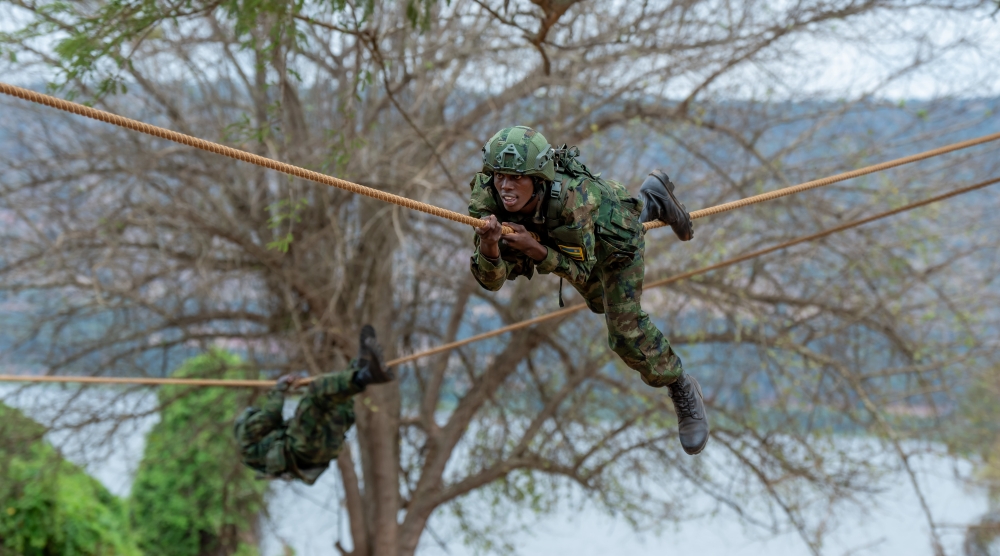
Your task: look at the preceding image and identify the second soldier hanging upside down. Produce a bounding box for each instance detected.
[468,126,710,455]
[232,325,393,484]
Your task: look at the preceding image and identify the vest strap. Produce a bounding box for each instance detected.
[550,180,562,198]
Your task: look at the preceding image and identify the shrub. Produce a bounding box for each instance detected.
[0,402,140,556]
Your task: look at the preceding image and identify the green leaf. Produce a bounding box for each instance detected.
[267,232,295,252]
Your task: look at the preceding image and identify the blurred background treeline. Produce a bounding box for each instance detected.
[1,0,1000,555]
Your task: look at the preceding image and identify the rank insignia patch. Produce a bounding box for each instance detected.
[558,244,585,261]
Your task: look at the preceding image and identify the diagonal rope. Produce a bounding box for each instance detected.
[2,82,999,235]
[2,176,995,388]
[0,82,518,234]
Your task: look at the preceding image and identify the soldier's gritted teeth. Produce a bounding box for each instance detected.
[495,172,535,213]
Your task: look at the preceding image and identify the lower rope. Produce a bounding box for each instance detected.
[2,176,995,388]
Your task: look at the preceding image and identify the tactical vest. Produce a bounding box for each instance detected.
[541,150,644,266]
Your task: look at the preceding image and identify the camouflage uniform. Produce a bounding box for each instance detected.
[469,129,684,387]
[233,364,363,484]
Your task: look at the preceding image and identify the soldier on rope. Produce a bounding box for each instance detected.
[469,126,710,455]
[233,325,393,484]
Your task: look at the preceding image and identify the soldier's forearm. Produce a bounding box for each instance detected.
[480,240,500,260]
[524,244,547,262]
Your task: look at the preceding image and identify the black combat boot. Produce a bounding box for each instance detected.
[667,374,710,455]
[351,324,394,387]
[638,170,694,241]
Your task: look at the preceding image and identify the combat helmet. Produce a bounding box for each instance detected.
[481,126,556,182]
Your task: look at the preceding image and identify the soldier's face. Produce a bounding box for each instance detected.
[494,173,535,212]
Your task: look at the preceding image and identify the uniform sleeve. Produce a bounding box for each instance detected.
[239,389,285,445]
[470,241,509,291]
[534,179,600,286]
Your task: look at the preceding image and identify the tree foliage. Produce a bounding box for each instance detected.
[0,403,140,556]
[130,350,267,556]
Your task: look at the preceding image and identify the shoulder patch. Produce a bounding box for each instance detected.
[472,172,492,189]
[558,244,585,261]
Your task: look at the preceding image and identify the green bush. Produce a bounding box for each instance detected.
[0,402,140,556]
[130,350,268,556]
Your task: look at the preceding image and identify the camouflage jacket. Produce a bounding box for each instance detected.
[469,155,644,290]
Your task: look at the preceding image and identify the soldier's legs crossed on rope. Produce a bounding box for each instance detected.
[598,249,684,388]
[285,369,362,466]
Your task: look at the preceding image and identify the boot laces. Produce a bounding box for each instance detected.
[670,379,700,420]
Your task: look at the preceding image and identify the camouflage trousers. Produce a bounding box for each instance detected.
[575,238,684,388]
[286,369,362,468]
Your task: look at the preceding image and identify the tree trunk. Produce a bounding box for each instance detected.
[351,198,402,556]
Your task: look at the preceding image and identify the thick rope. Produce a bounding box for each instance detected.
[0,82,518,234]
[642,130,1000,230]
[2,82,998,236]
[3,176,995,388]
